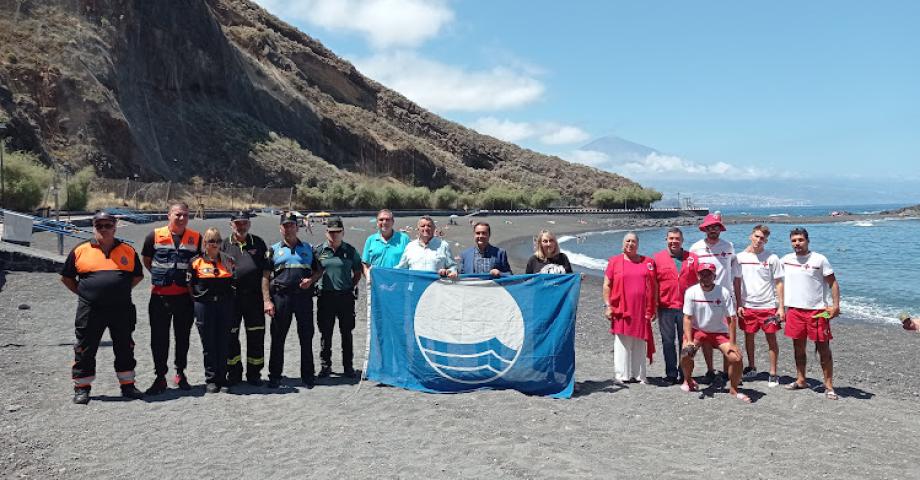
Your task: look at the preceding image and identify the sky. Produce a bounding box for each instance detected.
[253,0,920,204]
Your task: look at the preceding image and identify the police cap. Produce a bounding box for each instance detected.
[326,216,344,232]
[280,212,299,225]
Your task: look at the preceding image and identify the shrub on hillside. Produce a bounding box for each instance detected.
[3,149,52,211]
[479,186,530,209]
[432,186,459,209]
[63,167,95,210]
[592,186,662,209]
[529,188,561,209]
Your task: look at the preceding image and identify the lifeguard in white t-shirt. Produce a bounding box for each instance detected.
[689,212,741,383]
[680,262,749,403]
[735,225,785,387]
[781,227,840,400]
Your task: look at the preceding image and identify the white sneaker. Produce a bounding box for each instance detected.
[767,375,780,387]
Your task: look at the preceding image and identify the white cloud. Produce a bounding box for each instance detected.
[254,0,453,49]
[471,117,589,145]
[539,125,590,145]
[565,150,773,180]
[355,52,545,112]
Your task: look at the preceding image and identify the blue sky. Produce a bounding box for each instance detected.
[254,1,919,203]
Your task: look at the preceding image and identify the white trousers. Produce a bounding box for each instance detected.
[613,334,647,382]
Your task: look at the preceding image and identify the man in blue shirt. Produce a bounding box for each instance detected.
[262,212,322,388]
[362,209,410,276]
[459,222,512,277]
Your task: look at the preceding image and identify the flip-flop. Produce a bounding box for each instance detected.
[734,392,752,403]
[825,390,839,400]
[784,381,808,391]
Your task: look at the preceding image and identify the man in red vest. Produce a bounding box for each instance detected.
[141,202,201,395]
[653,227,699,384]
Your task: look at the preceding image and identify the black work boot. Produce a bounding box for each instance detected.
[174,371,192,390]
[120,384,144,400]
[145,376,168,395]
[73,387,91,405]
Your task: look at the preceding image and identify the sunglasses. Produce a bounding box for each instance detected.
[94,223,115,230]
[205,239,223,245]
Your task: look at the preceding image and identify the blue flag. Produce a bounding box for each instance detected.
[366,269,580,398]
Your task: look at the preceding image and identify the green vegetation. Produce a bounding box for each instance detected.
[63,167,95,210]
[294,179,567,211]
[2,147,52,211]
[592,186,662,209]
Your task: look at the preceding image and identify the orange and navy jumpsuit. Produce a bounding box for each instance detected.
[61,239,143,390]
[187,253,235,386]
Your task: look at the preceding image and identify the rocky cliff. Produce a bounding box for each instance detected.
[0,0,639,203]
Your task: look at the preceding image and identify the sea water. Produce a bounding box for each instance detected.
[549,205,919,326]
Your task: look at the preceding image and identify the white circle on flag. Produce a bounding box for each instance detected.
[414,279,525,384]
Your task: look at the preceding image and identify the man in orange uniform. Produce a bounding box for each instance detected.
[61,211,145,404]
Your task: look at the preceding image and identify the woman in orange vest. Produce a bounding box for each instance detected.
[188,228,236,393]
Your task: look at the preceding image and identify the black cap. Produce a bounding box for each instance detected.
[326,216,344,231]
[92,210,117,224]
[231,210,251,221]
[280,212,298,225]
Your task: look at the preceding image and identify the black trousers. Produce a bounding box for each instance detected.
[228,290,266,381]
[269,290,314,381]
[148,294,194,377]
[73,301,137,388]
[194,299,233,385]
[317,291,356,370]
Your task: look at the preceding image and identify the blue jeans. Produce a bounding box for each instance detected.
[658,308,685,380]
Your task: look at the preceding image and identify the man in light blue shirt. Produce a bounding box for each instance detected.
[362,209,410,277]
[395,216,458,278]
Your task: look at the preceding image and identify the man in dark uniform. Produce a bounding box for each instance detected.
[142,202,201,395]
[221,211,269,386]
[315,217,363,378]
[61,211,145,404]
[263,212,322,389]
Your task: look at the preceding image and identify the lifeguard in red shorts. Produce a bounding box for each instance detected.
[680,263,750,403]
[735,225,785,387]
[781,227,841,400]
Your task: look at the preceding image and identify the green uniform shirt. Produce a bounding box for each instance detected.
[314,241,362,291]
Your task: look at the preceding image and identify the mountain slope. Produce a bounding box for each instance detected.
[0,0,639,204]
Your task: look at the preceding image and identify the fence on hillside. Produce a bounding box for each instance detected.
[89,178,295,212]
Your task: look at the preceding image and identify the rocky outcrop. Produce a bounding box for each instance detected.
[0,0,638,203]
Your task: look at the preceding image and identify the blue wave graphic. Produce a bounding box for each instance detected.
[417,336,517,362]
[418,336,519,383]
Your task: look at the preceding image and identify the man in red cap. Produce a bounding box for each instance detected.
[689,211,741,384]
[680,262,749,403]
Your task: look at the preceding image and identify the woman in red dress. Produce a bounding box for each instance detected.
[603,232,658,383]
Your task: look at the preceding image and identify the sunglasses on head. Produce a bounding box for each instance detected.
[94,223,115,230]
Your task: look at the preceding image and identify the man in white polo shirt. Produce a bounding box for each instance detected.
[781,227,840,400]
[395,216,458,278]
[735,224,784,387]
[680,262,749,403]
[689,211,741,383]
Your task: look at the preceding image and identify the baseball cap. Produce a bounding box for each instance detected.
[698,211,726,232]
[92,210,117,224]
[697,262,717,273]
[326,216,344,232]
[280,212,298,225]
[231,210,251,221]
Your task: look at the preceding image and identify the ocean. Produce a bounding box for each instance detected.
[550,204,918,326]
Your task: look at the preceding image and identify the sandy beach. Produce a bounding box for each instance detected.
[2,212,919,479]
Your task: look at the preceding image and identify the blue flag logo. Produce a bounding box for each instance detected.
[366,269,580,398]
[414,279,525,384]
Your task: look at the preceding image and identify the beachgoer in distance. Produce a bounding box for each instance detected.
[395,216,458,278]
[735,225,785,387]
[680,263,750,403]
[781,227,841,400]
[526,230,573,274]
[603,232,658,383]
[899,312,919,332]
[459,222,512,277]
[688,211,741,383]
[653,227,699,384]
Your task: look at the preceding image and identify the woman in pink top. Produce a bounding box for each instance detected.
[603,232,658,383]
